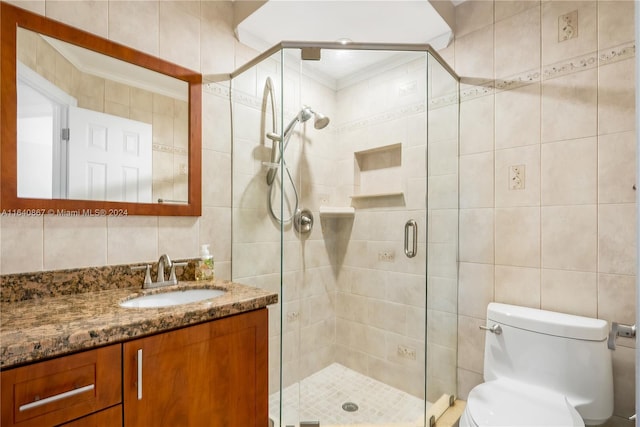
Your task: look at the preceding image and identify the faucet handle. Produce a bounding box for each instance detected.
[131,264,152,286]
[169,262,189,284]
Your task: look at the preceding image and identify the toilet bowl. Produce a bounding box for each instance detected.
[460,303,613,427]
[460,378,584,427]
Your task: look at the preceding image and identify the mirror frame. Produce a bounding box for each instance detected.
[1,2,202,216]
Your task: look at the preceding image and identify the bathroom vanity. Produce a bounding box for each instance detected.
[0,274,277,427]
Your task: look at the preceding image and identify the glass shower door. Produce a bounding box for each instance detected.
[278,47,436,427]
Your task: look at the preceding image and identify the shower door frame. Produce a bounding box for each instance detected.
[232,41,457,82]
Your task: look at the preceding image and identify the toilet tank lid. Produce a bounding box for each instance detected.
[487,303,609,341]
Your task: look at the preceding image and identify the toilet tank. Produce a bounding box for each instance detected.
[483,303,613,425]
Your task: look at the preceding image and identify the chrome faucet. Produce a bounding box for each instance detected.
[156,254,172,284]
[131,254,188,289]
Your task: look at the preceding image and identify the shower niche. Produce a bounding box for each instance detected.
[230,42,459,427]
[352,142,404,200]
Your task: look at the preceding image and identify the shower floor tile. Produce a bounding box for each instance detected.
[269,363,427,426]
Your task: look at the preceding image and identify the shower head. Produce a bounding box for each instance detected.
[282,105,331,139]
[299,105,330,130]
[313,111,330,129]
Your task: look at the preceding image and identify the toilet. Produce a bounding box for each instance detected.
[460,303,614,427]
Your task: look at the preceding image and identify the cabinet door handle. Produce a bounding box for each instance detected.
[137,348,143,400]
[19,384,95,412]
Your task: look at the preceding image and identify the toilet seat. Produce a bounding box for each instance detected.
[463,378,584,427]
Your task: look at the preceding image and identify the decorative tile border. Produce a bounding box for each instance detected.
[429,92,459,110]
[461,40,635,101]
[209,39,635,107]
[230,89,264,111]
[460,81,496,101]
[334,102,427,134]
[203,82,230,99]
[495,69,541,92]
[223,40,635,133]
[231,85,456,136]
[542,50,599,81]
[599,41,636,65]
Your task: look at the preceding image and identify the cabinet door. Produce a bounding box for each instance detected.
[123,309,268,427]
[0,345,122,427]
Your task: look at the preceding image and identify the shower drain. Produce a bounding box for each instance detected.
[342,402,359,412]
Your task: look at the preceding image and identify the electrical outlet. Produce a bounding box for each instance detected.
[397,345,416,360]
[378,250,395,262]
[559,10,578,42]
[509,165,525,190]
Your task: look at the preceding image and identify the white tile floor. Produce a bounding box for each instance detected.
[269,363,427,426]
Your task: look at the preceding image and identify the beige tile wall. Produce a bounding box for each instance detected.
[1,0,236,279]
[454,0,636,420]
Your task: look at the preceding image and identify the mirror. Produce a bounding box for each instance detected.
[1,3,202,216]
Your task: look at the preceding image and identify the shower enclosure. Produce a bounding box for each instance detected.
[231,42,459,427]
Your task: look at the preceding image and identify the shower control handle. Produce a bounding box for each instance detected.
[479,324,502,335]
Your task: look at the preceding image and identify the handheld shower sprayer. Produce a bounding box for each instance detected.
[265,105,330,186]
[262,94,331,224]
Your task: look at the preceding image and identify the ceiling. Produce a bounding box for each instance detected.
[235,1,455,86]
[40,33,187,101]
[236,1,453,49]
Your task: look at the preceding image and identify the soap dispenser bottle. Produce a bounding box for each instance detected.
[196,244,215,281]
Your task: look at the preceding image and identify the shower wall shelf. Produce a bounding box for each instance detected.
[319,206,355,216]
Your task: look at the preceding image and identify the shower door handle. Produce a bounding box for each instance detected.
[404,220,417,258]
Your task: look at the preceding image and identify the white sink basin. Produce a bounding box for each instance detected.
[120,289,225,308]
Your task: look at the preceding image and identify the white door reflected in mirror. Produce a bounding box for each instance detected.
[67,106,152,203]
[18,77,153,203]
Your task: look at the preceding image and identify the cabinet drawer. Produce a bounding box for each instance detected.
[1,345,122,427]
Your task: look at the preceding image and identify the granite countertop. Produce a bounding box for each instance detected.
[0,280,278,369]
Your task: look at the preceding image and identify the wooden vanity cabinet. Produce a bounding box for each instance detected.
[0,345,122,427]
[123,308,268,427]
[1,309,268,427]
